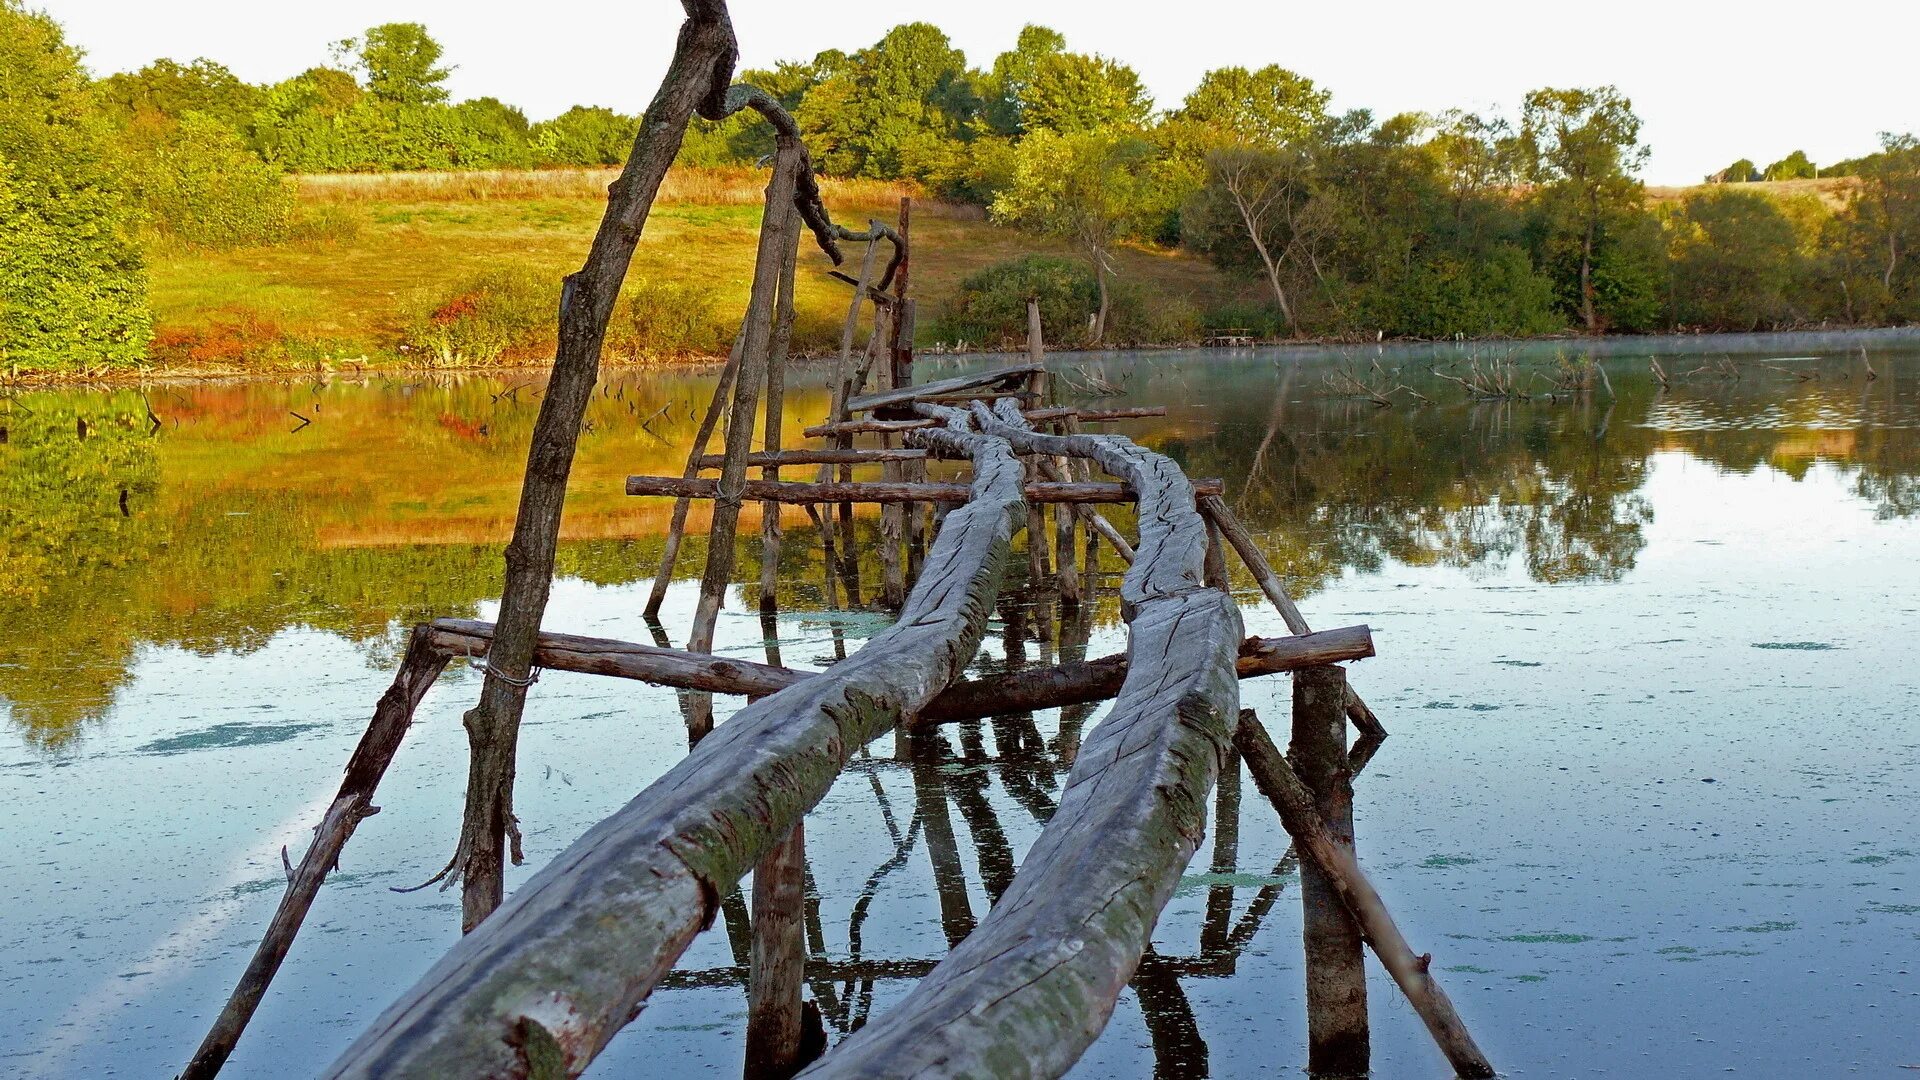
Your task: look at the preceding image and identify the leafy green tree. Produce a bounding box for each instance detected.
[1174,65,1330,150]
[1824,133,1920,320]
[0,0,150,370]
[1000,47,1149,136]
[1519,86,1655,332]
[1763,149,1816,180]
[980,25,1065,136]
[96,57,262,138]
[338,22,451,107]
[797,23,979,180]
[1666,187,1800,328]
[128,112,292,248]
[1710,158,1759,183]
[531,106,635,166]
[991,129,1159,341]
[453,96,534,167]
[1182,145,1327,333]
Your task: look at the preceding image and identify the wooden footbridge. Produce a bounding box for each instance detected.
[175,5,1497,1078]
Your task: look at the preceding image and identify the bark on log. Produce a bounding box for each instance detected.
[843,363,1043,414]
[178,628,450,1080]
[803,401,1242,1080]
[626,475,1224,504]
[448,0,749,933]
[1292,665,1370,1075]
[1235,711,1496,1079]
[428,618,1371,725]
[323,410,1025,1080]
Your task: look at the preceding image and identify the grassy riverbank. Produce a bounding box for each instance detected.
[126,167,1249,380]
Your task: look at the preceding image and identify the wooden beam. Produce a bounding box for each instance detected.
[843,363,1043,414]
[425,620,1372,728]
[801,406,1164,440]
[625,475,1225,504]
[693,448,927,469]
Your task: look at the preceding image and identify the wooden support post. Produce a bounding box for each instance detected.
[759,223,799,617]
[908,731,975,947]
[179,628,450,1080]
[745,822,808,1080]
[1201,744,1241,958]
[1204,511,1230,590]
[685,139,805,740]
[1291,665,1370,1077]
[1236,710,1496,1079]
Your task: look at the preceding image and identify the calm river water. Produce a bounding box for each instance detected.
[3,333,1917,1078]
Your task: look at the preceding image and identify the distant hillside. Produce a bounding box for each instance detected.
[143,167,1253,373]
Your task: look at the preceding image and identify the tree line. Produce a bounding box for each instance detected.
[3,4,1918,370]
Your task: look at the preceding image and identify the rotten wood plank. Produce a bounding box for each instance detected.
[843,363,1043,414]
[802,406,1162,440]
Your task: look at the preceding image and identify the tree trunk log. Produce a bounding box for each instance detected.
[450,0,744,932]
[745,823,808,1080]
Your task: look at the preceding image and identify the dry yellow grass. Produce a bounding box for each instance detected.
[296,166,939,212]
[1646,176,1860,211]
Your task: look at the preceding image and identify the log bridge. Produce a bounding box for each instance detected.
[176,6,1497,1078]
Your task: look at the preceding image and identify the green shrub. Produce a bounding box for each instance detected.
[936,255,1099,348]
[1362,245,1564,338]
[131,112,294,249]
[612,278,727,358]
[1106,280,1202,344]
[1196,299,1289,340]
[0,1,151,371]
[402,268,558,365]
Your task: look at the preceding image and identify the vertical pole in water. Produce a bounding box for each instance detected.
[745,821,808,1080]
[759,225,799,617]
[1294,664,1370,1076]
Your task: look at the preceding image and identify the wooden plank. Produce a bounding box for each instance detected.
[801,407,1163,439]
[843,363,1042,414]
[805,401,1242,1080]
[625,475,1225,504]
[693,448,927,468]
[428,618,1373,726]
[322,408,1027,1080]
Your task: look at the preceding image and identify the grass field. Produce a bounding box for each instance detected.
[144,167,1252,374]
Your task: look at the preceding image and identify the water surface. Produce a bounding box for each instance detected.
[3,332,1917,1077]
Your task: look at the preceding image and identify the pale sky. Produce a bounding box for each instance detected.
[40,0,1920,185]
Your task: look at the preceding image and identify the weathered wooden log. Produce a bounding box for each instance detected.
[429,618,1371,725]
[1235,711,1496,1079]
[447,0,754,933]
[804,401,1242,1080]
[843,363,1043,414]
[1292,665,1370,1074]
[179,628,450,1080]
[323,408,1025,1080]
[759,220,800,616]
[801,407,1160,439]
[1198,494,1388,749]
[695,448,928,468]
[626,475,1224,504]
[745,822,809,1080]
[682,137,805,741]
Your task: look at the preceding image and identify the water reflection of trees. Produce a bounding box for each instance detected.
[4,358,1917,747]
